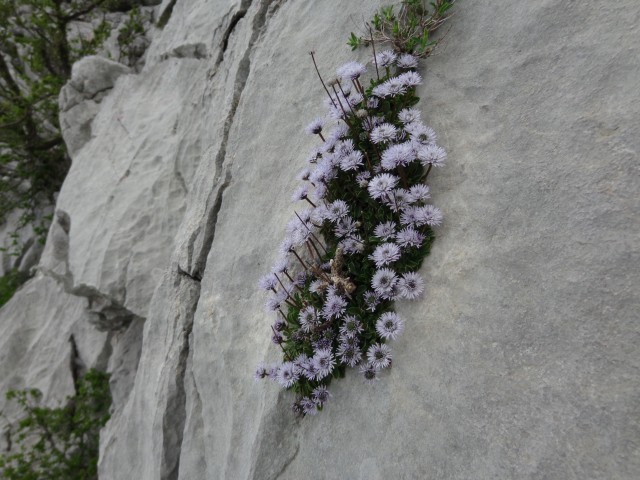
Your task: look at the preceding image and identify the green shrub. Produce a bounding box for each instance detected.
[0,268,30,308]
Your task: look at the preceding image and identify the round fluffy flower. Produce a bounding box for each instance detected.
[367,343,392,369]
[374,221,396,241]
[398,108,421,124]
[370,242,401,267]
[371,268,398,298]
[321,293,347,320]
[408,184,431,203]
[339,315,363,338]
[417,144,447,167]
[334,216,358,237]
[372,83,391,98]
[299,306,318,332]
[381,142,414,170]
[384,188,410,212]
[338,344,362,367]
[271,331,284,345]
[300,396,318,415]
[395,226,425,248]
[415,205,443,226]
[334,138,355,157]
[397,53,419,69]
[405,121,437,144]
[304,117,324,135]
[339,235,364,254]
[375,49,397,67]
[368,173,399,199]
[312,386,332,405]
[370,123,397,144]
[376,312,405,340]
[257,274,277,291]
[327,200,349,222]
[339,150,364,171]
[383,77,407,97]
[337,61,366,80]
[312,348,336,379]
[363,290,380,312]
[360,362,379,384]
[291,185,309,202]
[277,361,299,388]
[397,71,422,87]
[356,170,371,187]
[398,271,425,300]
[254,362,268,381]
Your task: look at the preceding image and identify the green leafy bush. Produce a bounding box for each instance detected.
[0,369,111,480]
[0,268,30,308]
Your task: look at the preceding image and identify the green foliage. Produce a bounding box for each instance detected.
[0,0,145,254]
[0,370,112,480]
[348,0,454,56]
[116,5,147,66]
[0,268,30,308]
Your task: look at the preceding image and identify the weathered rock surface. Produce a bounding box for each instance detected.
[2,0,638,478]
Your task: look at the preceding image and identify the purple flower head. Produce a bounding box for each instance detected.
[415,205,443,227]
[395,226,425,248]
[398,271,425,300]
[348,92,364,107]
[339,235,365,255]
[337,61,367,80]
[254,362,268,381]
[312,385,332,405]
[294,353,310,372]
[291,185,309,203]
[367,343,393,369]
[360,362,380,384]
[339,344,362,367]
[298,306,318,332]
[370,123,397,144]
[372,83,391,98]
[302,361,319,381]
[339,150,364,171]
[277,361,299,388]
[368,173,399,200]
[273,318,286,332]
[312,348,336,379]
[381,142,414,170]
[397,71,422,87]
[339,314,364,338]
[405,121,437,144]
[400,206,420,226]
[271,331,284,345]
[371,268,398,298]
[305,117,325,135]
[383,188,410,212]
[374,221,397,241]
[268,363,280,381]
[408,184,431,203]
[367,97,380,109]
[300,396,318,415]
[272,257,288,274]
[363,290,380,312]
[309,279,325,295]
[356,170,371,187]
[397,53,419,69]
[383,77,407,97]
[321,293,348,320]
[370,242,402,267]
[398,108,421,124]
[417,144,447,167]
[334,138,355,157]
[264,296,282,313]
[258,274,277,291]
[376,312,405,341]
[327,199,349,222]
[375,49,397,67]
[313,337,333,351]
[334,216,358,237]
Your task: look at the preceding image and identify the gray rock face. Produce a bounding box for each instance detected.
[3,0,637,478]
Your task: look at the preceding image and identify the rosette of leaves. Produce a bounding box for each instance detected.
[255,0,452,416]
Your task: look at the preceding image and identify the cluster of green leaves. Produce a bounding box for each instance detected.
[348,0,454,56]
[0,268,30,308]
[116,5,147,66]
[0,370,111,480]
[0,0,145,255]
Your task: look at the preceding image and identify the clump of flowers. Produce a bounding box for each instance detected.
[255,2,451,416]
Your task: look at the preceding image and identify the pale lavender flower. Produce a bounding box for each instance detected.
[370,123,397,144]
[291,185,310,203]
[400,206,420,226]
[334,138,355,157]
[383,77,407,97]
[311,182,327,201]
[408,184,431,203]
[370,243,402,267]
[371,268,398,298]
[299,306,318,332]
[312,348,336,379]
[356,171,371,187]
[368,173,399,199]
[337,61,367,80]
[271,331,284,345]
[367,343,392,369]
[417,144,447,167]
[339,345,362,367]
[376,312,405,340]
[395,226,425,248]
[273,318,286,332]
[277,361,299,388]
[268,363,280,381]
[397,71,422,87]
[405,121,437,144]
[397,53,419,69]
[364,290,380,312]
[272,257,289,274]
[398,108,421,124]
[415,205,443,226]
[367,97,380,109]
[305,117,325,135]
[279,237,294,255]
[375,49,397,67]
[293,354,310,372]
[327,200,349,222]
[347,92,364,107]
[264,296,282,313]
[374,221,397,241]
[303,361,319,381]
[384,188,410,212]
[312,386,332,405]
[254,362,268,381]
[381,142,414,170]
[309,279,325,294]
[340,150,364,171]
[258,274,277,291]
[313,338,333,351]
[360,363,379,384]
[339,235,365,254]
[300,396,318,415]
[335,217,358,238]
[372,83,391,98]
[321,293,347,320]
[328,123,349,143]
[398,271,425,300]
[339,315,363,338]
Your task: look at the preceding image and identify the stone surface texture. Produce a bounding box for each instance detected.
[0,0,638,479]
